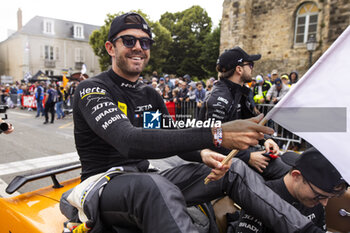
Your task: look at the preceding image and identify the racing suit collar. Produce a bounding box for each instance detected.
[107,68,139,89]
[221,78,250,97]
[269,177,299,206]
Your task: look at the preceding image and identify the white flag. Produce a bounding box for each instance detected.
[81,64,87,74]
[266,26,350,183]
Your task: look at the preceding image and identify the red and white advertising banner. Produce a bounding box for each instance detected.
[22,95,46,108]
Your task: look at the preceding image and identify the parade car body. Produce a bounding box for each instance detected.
[0,163,80,233]
[0,162,349,233]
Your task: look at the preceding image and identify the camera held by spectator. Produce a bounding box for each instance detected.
[0,105,13,134]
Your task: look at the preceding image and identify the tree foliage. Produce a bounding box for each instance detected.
[200,25,221,78]
[144,22,172,74]
[160,6,216,79]
[89,6,220,79]
[89,14,116,71]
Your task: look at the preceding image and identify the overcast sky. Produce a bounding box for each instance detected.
[0,0,223,42]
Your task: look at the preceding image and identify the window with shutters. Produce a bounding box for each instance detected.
[45,45,54,60]
[43,19,55,35]
[75,48,84,62]
[55,47,59,60]
[74,24,84,39]
[45,70,54,76]
[294,2,318,44]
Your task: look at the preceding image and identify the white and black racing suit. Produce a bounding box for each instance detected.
[198,79,257,164]
[234,177,326,233]
[69,69,324,233]
[198,78,289,179]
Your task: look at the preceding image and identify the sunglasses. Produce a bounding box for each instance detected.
[239,61,254,69]
[304,178,335,201]
[111,35,154,50]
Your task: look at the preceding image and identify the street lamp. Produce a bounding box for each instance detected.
[306,35,317,68]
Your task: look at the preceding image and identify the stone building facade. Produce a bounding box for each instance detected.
[0,9,101,83]
[220,0,350,77]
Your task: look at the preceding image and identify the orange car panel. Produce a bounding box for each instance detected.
[0,177,80,233]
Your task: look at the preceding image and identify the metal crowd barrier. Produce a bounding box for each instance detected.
[62,98,73,115]
[1,94,74,116]
[0,94,22,108]
[174,101,200,121]
[0,94,5,104]
[10,94,20,107]
[255,104,302,149]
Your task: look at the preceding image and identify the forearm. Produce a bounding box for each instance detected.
[122,126,213,159]
[223,159,321,233]
[178,150,203,163]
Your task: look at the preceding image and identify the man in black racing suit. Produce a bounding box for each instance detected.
[234,147,348,233]
[68,12,325,233]
[199,47,288,179]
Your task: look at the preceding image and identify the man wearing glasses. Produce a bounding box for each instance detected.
[62,12,328,233]
[235,147,348,233]
[199,47,285,177]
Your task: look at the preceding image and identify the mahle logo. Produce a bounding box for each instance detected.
[143,110,162,129]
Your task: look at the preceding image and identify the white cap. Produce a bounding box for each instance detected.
[256,75,263,83]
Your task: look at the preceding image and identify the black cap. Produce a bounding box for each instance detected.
[274,78,282,86]
[281,147,348,194]
[216,46,261,72]
[108,12,152,41]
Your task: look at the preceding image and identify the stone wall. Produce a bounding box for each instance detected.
[221,0,350,78]
[328,0,350,42]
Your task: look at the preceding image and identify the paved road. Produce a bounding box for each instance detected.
[0,108,184,197]
[0,108,80,197]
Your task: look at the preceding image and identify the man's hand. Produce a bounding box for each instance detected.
[264,139,279,154]
[220,114,274,150]
[201,149,231,181]
[248,151,270,173]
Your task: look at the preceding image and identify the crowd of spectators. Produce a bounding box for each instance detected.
[250,69,299,106]
[0,80,79,123]
[140,72,216,109]
[248,69,300,150]
[0,69,299,122]
[142,69,299,119]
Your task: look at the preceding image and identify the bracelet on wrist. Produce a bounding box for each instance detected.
[213,127,223,148]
